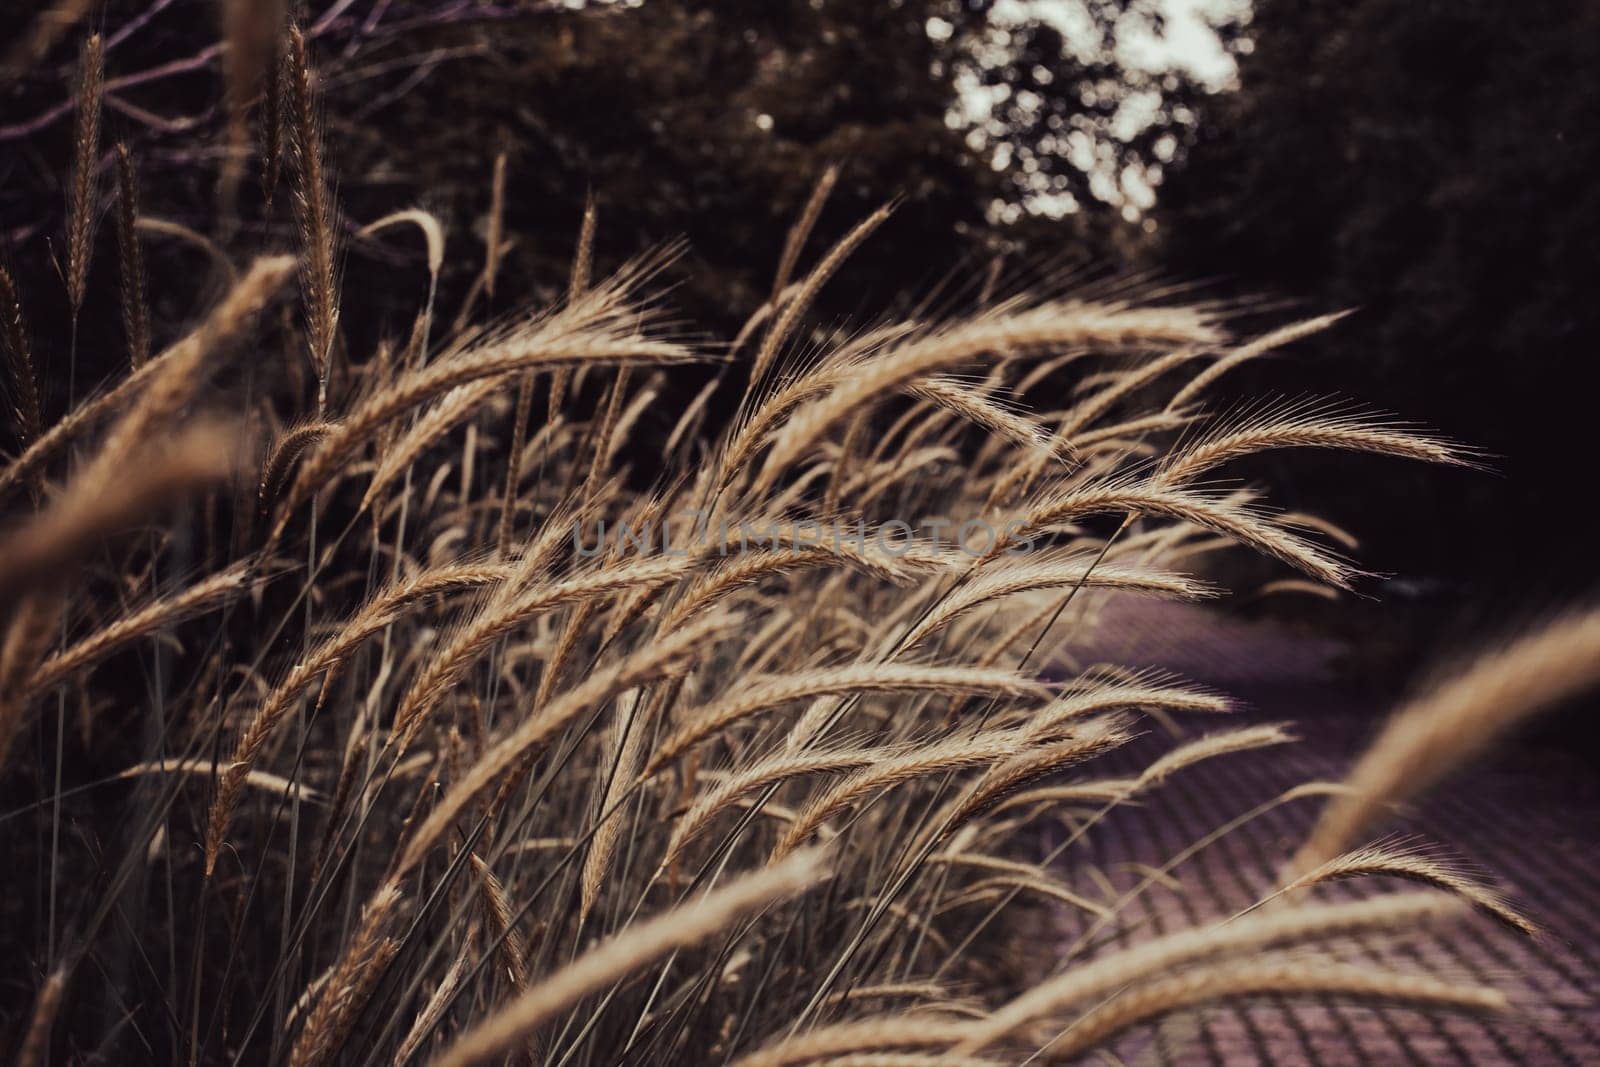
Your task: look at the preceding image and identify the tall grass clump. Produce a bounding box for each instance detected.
[1,15,1589,1067]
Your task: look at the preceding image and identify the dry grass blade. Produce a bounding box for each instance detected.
[113,757,322,803]
[87,256,295,492]
[773,728,1044,859]
[399,612,733,874]
[431,848,832,1067]
[902,557,1214,648]
[945,873,1113,919]
[1167,310,1353,412]
[393,555,703,750]
[278,284,697,526]
[545,197,599,426]
[579,688,650,924]
[0,253,289,507]
[361,379,499,515]
[1135,723,1296,789]
[772,163,840,302]
[1292,606,1600,874]
[203,562,511,874]
[749,203,893,388]
[134,216,240,284]
[718,322,912,487]
[907,376,1069,460]
[485,151,508,295]
[360,209,446,280]
[939,719,1134,833]
[754,302,1218,496]
[664,748,880,866]
[394,949,470,1066]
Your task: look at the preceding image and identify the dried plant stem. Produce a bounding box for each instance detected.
[432,849,830,1067]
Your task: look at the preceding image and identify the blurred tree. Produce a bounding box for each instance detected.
[1158,0,1600,613]
[0,0,1245,442]
[369,0,1238,327]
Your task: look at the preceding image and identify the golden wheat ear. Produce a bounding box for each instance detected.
[284,24,341,407]
[1036,960,1505,1060]
[1281,841,1537,937]
[64,32,102,319]
[953,892,1467,1055]
[1291,605,1600,875]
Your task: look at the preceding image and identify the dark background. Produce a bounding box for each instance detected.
[3,0,1596,662]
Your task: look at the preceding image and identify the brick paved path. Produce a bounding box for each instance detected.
[1036,597,1599,1065]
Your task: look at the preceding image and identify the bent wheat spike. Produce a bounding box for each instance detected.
[644,665,1050,778]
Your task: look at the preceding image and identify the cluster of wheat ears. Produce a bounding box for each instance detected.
[2,17,1598,1067]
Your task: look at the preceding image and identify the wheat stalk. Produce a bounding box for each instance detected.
[432,849,832,1067]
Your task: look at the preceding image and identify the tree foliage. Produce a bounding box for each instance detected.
[1159,0,1600,599]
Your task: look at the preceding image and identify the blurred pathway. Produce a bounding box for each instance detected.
[1038,596,1600,1065]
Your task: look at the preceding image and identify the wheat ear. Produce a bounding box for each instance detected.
[1292,606,1600,874]
[645,664,1050,778]
[1039,959,1505,1060]
[749,203,894,389]
[1282,842,1536,936]
[113,144,151,369]
[773,728,1047,859]
[65,33,102,316]
[954,891,1463,1053]
[1157,406,1474,486]
[285,25,340,399]
[26,561,254,697]
[288,881,402,1067]
[771,163,840,302]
